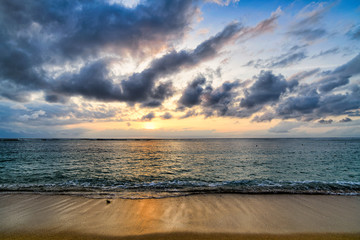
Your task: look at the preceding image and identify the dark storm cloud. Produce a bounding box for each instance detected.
[274,88,320,119]
[331,53,360,76]
[178,74,241,117]
[44,93,68,104]
[50,21,242,106]
[141,82,174,108]
[0,34,48,100]
[202,80,240,116]
[150,82,174,101]
[141,112,155,121]
[116,21,242,105]
[0,0,197,59]
[141,100,163,108]
[161,112,173,120]
[177,52,360,122]
[253,54,360,122]
[348,110,360,117]
[317,75,350,93]
[317,53,360,93]
[316,86,360,117]
[59,0,197,58]
[339,117,352,123]
[240,71,298,109]
[178,76,206,108]
[261,84,360,122]
[243,51,360,123]
[0,0,198,102]
[53,60,123,101]
[318,119,333,124]
[0,83,33,102]
[0,0,285,106]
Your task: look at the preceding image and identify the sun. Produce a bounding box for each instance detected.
[143,122,156,130]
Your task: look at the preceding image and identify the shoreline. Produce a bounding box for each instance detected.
[1,232,360,240]
[1,193,359,239]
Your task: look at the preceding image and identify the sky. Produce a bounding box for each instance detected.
[0,0,360,138]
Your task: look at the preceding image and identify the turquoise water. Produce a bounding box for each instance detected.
[0,138,359,198]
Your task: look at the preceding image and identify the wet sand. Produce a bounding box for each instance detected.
[0,194,359,239]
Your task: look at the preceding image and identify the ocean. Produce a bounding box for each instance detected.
[0,138,359,199]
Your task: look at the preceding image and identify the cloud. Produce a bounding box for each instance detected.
[268,84,360,122]
[202,80,240,116]
[53,60,122,101]
[0,0,199,102]
[141,112,155,121]
[239,7,282,40]
[18,110,46,122]
[348,110,360,117]
[44,93,68,104]
[176,52,359,123]
[317,75,350,93]
[311,47,340,58]
[288,29,327,42]
[257,54,360,121]
[288,68,320,82]
[287,2,333,42]
[178,74,241,117]
[316,86,360,116]
[0,3,285,106]
[5,0,196,59]
[268,52,307,68]
[178,76,206,108]
[0,101,121,131]
[141,81,174,108]
[240,70,298,109]
[268,121,303,133]
[245,45,307,69]
[198,28,210,35]
[28,20,242,106]
[347,25,360,40]
[318,119,333,124]
[243,52,360,122]
[206,0,240,6]
[0,83,34,102]
[179,110,198,119]
[339,117,352,123]
[317,53,360,93]
[274,87,320,119]
[161,112,173,120]
[0,126,90,139]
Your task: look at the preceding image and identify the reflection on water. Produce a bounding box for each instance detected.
[0,138,359,197]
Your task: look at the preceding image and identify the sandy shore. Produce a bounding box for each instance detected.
[0,194,359,239]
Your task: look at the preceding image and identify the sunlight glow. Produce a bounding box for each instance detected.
[143,122,156,130]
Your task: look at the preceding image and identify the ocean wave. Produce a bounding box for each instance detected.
[1,180,360,199]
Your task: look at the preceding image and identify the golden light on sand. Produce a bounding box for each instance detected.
[143,122,156,130]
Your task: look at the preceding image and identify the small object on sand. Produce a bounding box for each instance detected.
[106,199,111,204]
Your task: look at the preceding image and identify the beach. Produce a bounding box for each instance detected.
[0,194,359,239]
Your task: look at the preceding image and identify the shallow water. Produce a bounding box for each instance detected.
[0,138,359,198]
